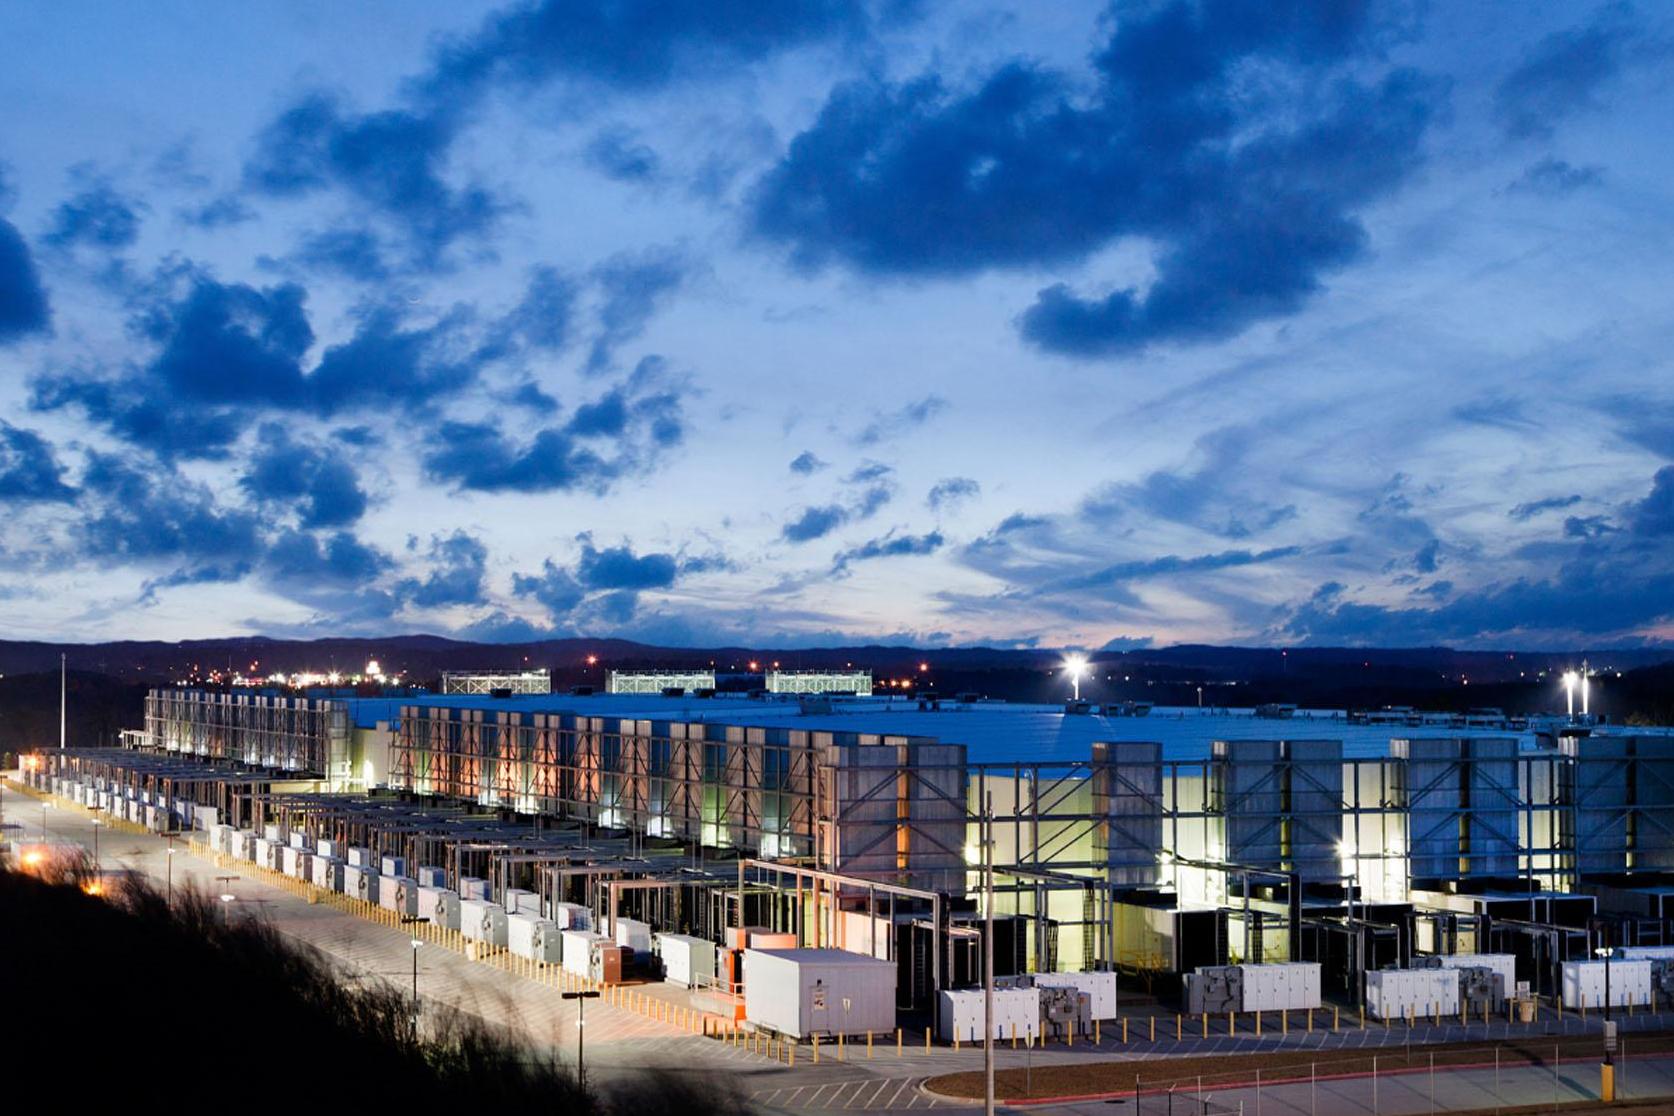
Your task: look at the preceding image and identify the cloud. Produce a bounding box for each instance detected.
[585,128,660,182]
[845,460,893,484]
[244,91,506,267]
[177,195,256,229]
[1509,495,1583,521]
[239,423,369,527]
[781,503,848,543]
[1494,4,1650,140]
[32,271,475,457]
[789,450,826,475]
[832,528,943,573]
[576,538,678,590]
[502,266,577,352]
[396,529,489,607]
[1632,465,1674,536]
[421,361,684,493]
[1080,427,1295,539]
[511,561,587,618]
[0,421,76,504]
[927,476,979,512]
[752,4,1438,355]
[77,452,265,581]
[856,395,946,444]
[1564,514,1618,539]
[1507,157,1605,196]
[586,247,687,372]
[265,527,393,586]
[1412,538,1440,574]
[0,215,51,342]
[1042,546,1303,597]
[292,226,391,282]
[42,182,144,250]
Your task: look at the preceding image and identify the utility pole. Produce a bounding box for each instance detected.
[562,989,600,1093]
[59,652,66,749]
[984,790,995,1116]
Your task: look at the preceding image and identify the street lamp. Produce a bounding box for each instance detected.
[1595,946,1615,1030]
[90,817,102,887]
[165,835,177,904]
[1063,655,1088,701]
[562,989,601,1092]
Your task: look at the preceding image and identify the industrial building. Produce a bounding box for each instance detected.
[41,685,1674,1028]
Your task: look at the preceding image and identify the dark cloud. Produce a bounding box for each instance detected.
[927,476,979,512]
[585,128,660,182]
[292,227,391,282]
[789,450,826,475]
[832,529,943,573]
[503,266,577,352]
[0,421,76,504]
[856,395,946,444]
[576,538,678,590]
[1509,494,1583,521]
[1494,4,1650,140]
[1507,157,1605,196]
[845,460,893,484]
[587,247,687,372]
[0,215,51,343]
[177,195,256,229]
[1045,546,1302,597]
[753,2,1438,356]
[42,183,144,250]
[244,92,502,266]
[265,527,393,585]
[239,423,369,527]
[77,452,264,580]
[781,503,848,543]
[421,365,683,493]
[1564,514,1618,539]
[511,561,587,618]
[1412,538,1440,574]
[33,273,474,457]
[397,529,489,607]
[1632,466,1674,536]
[419,0,873,103]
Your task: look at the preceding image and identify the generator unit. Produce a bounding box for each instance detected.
[1038,984,1091,1040]
[1184,965,1243,1013]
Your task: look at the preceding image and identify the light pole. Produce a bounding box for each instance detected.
[1597,945,1617,1102]
[983,791,995,1116]
[562,989,601,1093]
[1596,946,1615,1030]
[90,818,101,887]
[410,937,422,1039]
[165,835,177,904]
[219,892,236,926]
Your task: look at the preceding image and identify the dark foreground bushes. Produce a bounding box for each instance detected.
[0,868,748,1114]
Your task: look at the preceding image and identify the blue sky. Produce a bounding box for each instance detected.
[1,0,1672,649]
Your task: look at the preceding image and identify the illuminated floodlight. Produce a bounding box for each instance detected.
[1063,655,1089,700]
[1562,671,1578,718]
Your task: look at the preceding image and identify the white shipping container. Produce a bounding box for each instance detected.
[1366,969,1459,1021]
[614,917,653,954]
[505,888,541,916]
[1031,972,1118,1020]
[563,930,608,976]
[552,902,590,930]
[1562,960,1653,1008]
[509,913,562,963]
[657,933,717,988]
[420,886,460,930]
[938,987,1041,1042]
[742,949,897,1039]
[460,900,509,946]
[379,875,419,916]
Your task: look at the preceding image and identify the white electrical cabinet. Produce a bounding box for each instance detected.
[347,847,371,868]
[742,949,897,1039]
[1618,946,1674,960]
[281,847,303,878]
[509,913,562,963]
[552,902,590,930]
[289,832,310,850]
[1031,972,1118,1019]
[1562,960,1653,1008]
[613,917,653,954]
[379,875,418,916]
[563,930,608,977]
[342,864,379,902]
[316,839,336,860]
[380,855,407,878]
[505,888,541,916]
[312,856,343,892]
[1238,963,1322,1011]
[460,900,509,946]
[421,886,460,930]
[1366,969,1459,1020]
[460,877,491,901]
[195,805,218,830]
[417,866,446,888]
[937,987,1041,1042]
[657,934,717,988]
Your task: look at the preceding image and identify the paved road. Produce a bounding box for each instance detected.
[8,780,1674,1114]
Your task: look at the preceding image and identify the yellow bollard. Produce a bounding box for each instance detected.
[1229,1011,1235,1036]
[838,1031,845,1061]
[813,1034,820,1064]
[789,1043,796,1067]
[1150,1016,1156,1042]
[1095,1019,1101,1045]
[1308,1009,1314,1034]
[867,1030,873,1059]
[954,1033,960,1051]
[898,1027,903,1056]
[1201,1012,1208,1038]
[1122,1017,1128,1044]
[926,1027,931,1051]
[1011,1022,1017,1049]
